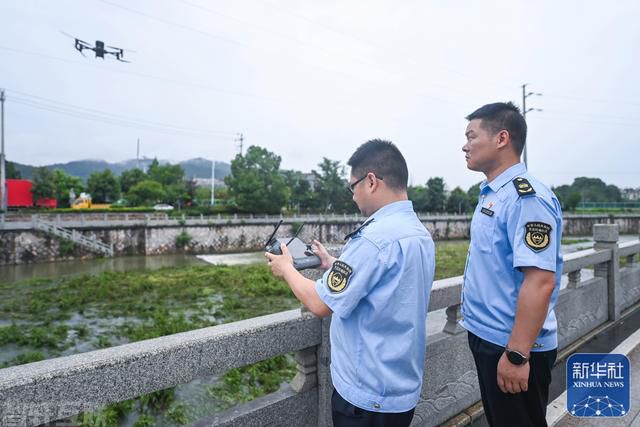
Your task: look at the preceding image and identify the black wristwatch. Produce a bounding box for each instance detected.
[505,346,530,366]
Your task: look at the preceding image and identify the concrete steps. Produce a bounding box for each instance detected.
[33,218,113,257]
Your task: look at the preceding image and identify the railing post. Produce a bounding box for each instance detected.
[443,303,465,334]
[567,270,581,289]
[290,347,318,393]
[594,224,621,321]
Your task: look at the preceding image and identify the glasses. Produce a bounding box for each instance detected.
[348,173,383,194]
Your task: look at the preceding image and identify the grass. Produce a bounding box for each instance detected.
[561,238,592,245]
[0,241,471,426]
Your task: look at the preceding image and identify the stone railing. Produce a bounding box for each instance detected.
[0,224,639,426]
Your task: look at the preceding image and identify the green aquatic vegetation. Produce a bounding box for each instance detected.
[207,354,297,412]
[0,350,45,368]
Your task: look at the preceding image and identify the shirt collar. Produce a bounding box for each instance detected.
[481,162,527,193]
[368,200,414,222]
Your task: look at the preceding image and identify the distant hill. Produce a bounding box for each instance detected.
[7,158,231,181]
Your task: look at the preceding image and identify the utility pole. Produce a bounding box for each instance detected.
[136,138,140,170]
[235,132,244,156]
[210,159,215,206]
[521,84,543,168]
[1,89,6,212]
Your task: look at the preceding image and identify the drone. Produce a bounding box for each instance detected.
[62,32,132,63]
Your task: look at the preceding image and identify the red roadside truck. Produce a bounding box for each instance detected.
[2,179,57,209]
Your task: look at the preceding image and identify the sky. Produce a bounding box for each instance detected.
[1,0,639,191]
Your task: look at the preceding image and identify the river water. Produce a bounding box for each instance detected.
[1,235,636,285]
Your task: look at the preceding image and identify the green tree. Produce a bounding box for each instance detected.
[408,185,428,212]
[425,177,446,212]
[128,180,166,206]
[447,186,470,213]
[87,170,121,203]
[120,168,146,194]
[147,159,185,187]
[225,146,290,213]
[565,192,582,211]
[52,169,84,207]
[283,170,316,212]
[31,167,55,200]
[165,181,187,208]
[6,161,21,179]
[313,158,354,213]
[467,182,481,211]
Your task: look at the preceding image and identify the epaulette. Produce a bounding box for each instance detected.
[512,177,536,197]
[344,218,375,241]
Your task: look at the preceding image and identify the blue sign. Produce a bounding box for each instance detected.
[566,353,630,417]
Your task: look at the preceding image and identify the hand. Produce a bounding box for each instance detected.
[497,352,530,394]
[265,243,295,279]
[311,239,336,270]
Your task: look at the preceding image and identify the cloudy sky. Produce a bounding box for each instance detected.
[1,0,639,190]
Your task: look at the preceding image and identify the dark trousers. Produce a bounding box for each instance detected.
[331,389,415,427]
[468,332,557,427]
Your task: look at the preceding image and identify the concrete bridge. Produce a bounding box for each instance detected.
[0,224,639,426]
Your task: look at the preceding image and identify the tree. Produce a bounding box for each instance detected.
[128,180,166,206]
[425,177,446,212]
[312,158,354,213]
[147,158,184,187]
[120,168,146,194]
[31,167,55,200]
[565,192,582,211]
[467,182,481,211]
[447,187,470,213]
[225,146,290,213]
[283,170,316,212]
[6,161,21,179]
[408,185,428,212]
[87,170,121,203]
[52,169,84,207]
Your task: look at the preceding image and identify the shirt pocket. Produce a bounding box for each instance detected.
[471,211,496,253]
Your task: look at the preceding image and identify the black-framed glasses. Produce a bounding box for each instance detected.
[348,173,383,194]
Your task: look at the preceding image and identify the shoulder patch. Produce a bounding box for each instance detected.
[327,260,353,293]
[513,177,536,197]
[525,222,552,252]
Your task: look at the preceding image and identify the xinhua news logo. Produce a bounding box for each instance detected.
[566,353,630,417]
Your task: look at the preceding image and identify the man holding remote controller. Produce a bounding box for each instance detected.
[266,139,435,427]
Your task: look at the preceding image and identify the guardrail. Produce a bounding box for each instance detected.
[0,224,639,426]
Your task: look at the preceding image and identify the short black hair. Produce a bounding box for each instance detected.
[347,139,408,191]
[466,102,528,155]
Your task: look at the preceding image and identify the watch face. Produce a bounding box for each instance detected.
[507,350,526,365]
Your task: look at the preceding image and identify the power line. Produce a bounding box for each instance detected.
[6,89,235,137]
[0,45,277,103]
[8,97,235,139]
[96,0,247,48]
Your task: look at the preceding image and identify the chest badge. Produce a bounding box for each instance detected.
[327,260,353,293]
[480,207,494,217]
[525,222,552,252]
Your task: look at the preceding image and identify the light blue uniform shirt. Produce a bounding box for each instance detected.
[315,200,435,413]
[461,163,563,351]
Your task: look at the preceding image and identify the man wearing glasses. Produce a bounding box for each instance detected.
[266,139,435,427]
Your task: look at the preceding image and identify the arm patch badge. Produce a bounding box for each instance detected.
[513,177,536,197]
[327,260,353,293]
[525,222,552,252]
